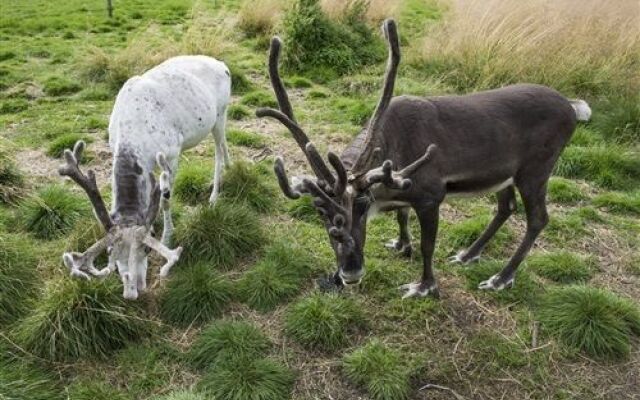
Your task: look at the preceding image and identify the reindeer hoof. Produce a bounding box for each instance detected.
[385,239,412,257]
[398,282,439,299]
[448,250,480,265]
[478,274,514,291]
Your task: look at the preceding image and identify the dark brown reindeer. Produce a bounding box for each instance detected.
[257,19,591,298]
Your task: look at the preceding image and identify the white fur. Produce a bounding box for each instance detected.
[569,99,591,122]
[109,55,231,201]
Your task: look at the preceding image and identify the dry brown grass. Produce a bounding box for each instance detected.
[416,0,640,95]
[321,0,402,24]
[237,0,284,37]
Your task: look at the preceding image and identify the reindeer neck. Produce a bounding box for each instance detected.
[111,146,151,225]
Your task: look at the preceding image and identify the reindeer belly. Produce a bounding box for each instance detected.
[444,175,514,198]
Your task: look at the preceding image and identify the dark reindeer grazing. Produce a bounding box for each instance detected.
[257,19,591,298]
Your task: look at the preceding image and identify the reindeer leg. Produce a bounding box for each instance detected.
[450,186,516,264]
[479,182,548,290]
[159,158,176,246]
[400,203,440,299]
[385,207,412,257]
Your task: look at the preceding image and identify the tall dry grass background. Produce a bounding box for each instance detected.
[417,0,640,96]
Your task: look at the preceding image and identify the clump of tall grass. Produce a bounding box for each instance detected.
[321,0,401,25]
[221,161,277,212]
[46,133,91,158]
[226,129,265,148]
[174,201,265,267]
[237,0,283,37]
[527,251,595,284]
[188,320,271,370]
[554,145,640,190]
[0,234,37,325]
[343,340,410,400]
[547,177,586,204]
[198,357,295,400]
[0,358,62,400]
[159,263,234,327]
[19,184,88,239]
[12,277,151,361]
[238,239,314,312]
[537,286,640,359]
[285,293,366,352]
[282,0,384,76]
[592,190,640,216]
[417,0,640,97]
[158,391,206,400]
[592,94,640,143]
[173,160,211,205]
[0,146,25,204]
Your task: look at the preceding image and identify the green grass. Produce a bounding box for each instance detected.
[239,239,314,312]
[554,145,640,190]
[46,132,91,158]
[12,277,151,361]
[592,94,640,143]
[537,286,640,359]
[175,201,265,267]
[0,98,30,114]
[227,129,265,148]
[157,391,206,400]
[173,161,211,205]
[43,75,82,96]
[240,90,278,108]
[159,263,234,327]
[198,357,295,400]
[64,381,130,400]
[527,251,596,284]
[221,161,277,212]
[286,76,313,88]
[285,293,366,352]
[547,177,587,204]
[0,233,37,325]
[188,320,271,370]
[441,212,512,257]
[229,65,254,94]
[343,340,410,400]
[461,260,541,305]
[287,195,320,222]
[328,97,375,125]
[0,358,63,400]
[227,104,251,120]
[592,190,640,215]
[0,147,25,204]
[19,184,88,239]
[468,331,528,370]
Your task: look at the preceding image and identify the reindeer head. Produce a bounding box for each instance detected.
[257,19,436,286]
[59,142,181,299]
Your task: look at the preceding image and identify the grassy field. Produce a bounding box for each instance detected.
[1,0,639,399]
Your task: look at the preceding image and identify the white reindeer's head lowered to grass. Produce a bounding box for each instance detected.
[60,141,182,299]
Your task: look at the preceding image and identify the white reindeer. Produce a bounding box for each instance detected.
[60,55,231,299]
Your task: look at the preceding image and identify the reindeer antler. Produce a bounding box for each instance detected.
[59,141,113,230]
[63,230,120,279]
[357,144,438,192]
[351,19,401,176]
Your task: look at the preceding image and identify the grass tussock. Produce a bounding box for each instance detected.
[537,286,640,359]
[239,239,314,312]
[198,357,295,400]
[173,161,211,205]
[0,233,37,325]
[188,320,271,370]
[0,359,62,400]
[418,0,640,97]
[283,0,384,76]
[157,391,206,400]
[343,340,410,400]
[12,277,151,361]
[287,195,321,222]
[227,104,251,120]
[221,161,277,212]
[592,94,640,143]
[554,145,640,190]
[285,293,366,352]
[321,0,402,24]
[0,146,25,204]
[237,0,283,37]
[527,251,595,284]
[175,201,265,268]
[19,184,88,239]
[592,190,640,216]
[227,129,266,148]
[46,132,91,158]
[547,177,587,204]
[159,263,234,327]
